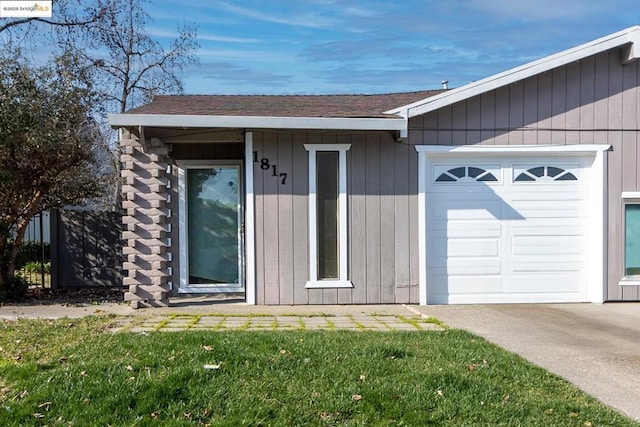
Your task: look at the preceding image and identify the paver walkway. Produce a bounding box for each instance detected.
[109,313,445,332]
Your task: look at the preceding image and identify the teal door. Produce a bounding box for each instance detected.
[184,164,243,291]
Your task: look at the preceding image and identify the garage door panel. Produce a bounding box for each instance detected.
[445,292,584,304]
[511,197,583,209]
[505,275,582,293]
[429,204,506,221]
[432,238,499,257]
[429,259,502,275]
[428,221,501,238]
[511,260,583,272]
[511,190,583,199]
[510,223,584,234]
[512,235,584,255]
[510,208,583,219]
[442,276,503,294]
[448,260,501,275]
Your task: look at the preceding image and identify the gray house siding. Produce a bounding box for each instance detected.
[251,131,419,305]
[409,48,640,302]
[160,130,418,304]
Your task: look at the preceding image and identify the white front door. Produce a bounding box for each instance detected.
[178,162,244,293]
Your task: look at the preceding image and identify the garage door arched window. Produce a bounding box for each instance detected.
[435,166,498,183]
[514,166,577,182]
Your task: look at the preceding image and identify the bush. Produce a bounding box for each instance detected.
[0,275,29,302]
[22,261,51,274]
[15,240,50,269]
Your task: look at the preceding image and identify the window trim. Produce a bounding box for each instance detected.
[304,144,353,289]
[619,192,640,286]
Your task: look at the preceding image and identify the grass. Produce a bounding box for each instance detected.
[0,317,637,426]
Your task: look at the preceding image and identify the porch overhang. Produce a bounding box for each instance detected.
[108,113,407,134]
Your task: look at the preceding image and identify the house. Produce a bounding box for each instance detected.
[109,27,640,307]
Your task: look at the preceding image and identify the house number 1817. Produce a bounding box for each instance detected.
[253,151,288,185]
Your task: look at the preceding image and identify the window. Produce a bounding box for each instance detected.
[620,192,640,284]
[620,193,640,285]
[434,166,498,183]
[304,144,352,288]
[514,166,577,182]
[624,204,640,276]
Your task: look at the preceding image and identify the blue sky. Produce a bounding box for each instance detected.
[149,0,640,95]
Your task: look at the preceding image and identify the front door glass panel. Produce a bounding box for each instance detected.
[187,166,240,285]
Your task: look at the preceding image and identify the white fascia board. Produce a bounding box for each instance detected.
[388,26,640,118]
[108,113,406,131]
[415,144,611,154]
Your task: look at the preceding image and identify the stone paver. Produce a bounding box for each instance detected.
[108,313,444,332]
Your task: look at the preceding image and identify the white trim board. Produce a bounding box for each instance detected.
[389,26,640,118]
[415,144,609,305]
[109,113,406,132]
[416,144,611,154]
[244,132,256,304]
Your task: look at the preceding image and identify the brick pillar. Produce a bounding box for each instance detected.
[120,132,171,308]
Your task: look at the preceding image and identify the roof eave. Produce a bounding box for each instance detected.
[386,26,640,118]
[108,113,407,132]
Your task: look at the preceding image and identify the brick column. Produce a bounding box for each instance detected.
[120,132,171,308]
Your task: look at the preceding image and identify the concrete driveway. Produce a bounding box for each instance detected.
[413,303,640,421]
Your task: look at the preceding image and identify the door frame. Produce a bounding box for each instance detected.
[415,144,610,305]
[176,159,245,294]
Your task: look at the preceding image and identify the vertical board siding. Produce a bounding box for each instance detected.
[337,134,354,304]
[277,134,295,305]
[365,134,382,304]
[292,134,309,305]
[508,80,524,145]
[565,62,582,144]
[250,131,416,304]
[380,136,397,303]
[494,86,510,145]
[409,48,640,301]
[349,135,368,304]
[394,142,411,302]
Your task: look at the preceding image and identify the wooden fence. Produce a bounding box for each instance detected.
[50,209,124,288]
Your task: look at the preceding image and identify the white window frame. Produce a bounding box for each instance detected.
[619,192,640,286]
[304,144,353,288]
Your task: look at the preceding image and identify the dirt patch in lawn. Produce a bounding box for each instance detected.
[4,287,125,306]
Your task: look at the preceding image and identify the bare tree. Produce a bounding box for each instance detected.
[1,0,198,114]
[87,0,199,113]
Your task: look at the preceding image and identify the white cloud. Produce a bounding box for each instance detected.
[213,1,337,29]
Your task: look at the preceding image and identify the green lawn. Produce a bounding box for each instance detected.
[0,317,637,426]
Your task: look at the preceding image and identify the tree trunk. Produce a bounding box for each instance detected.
[7,235,21,281]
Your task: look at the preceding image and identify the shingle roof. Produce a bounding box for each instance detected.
[126,91,443,118]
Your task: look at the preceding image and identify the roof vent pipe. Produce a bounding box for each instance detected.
[441,80,449,90]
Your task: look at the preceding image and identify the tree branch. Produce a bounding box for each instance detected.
[0,16,102,34]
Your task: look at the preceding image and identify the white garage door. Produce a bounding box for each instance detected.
[426,156,590,304]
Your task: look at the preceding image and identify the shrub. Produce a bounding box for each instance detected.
[15,240,50,269]
[22,261,51,274]
[0,275,29,302]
